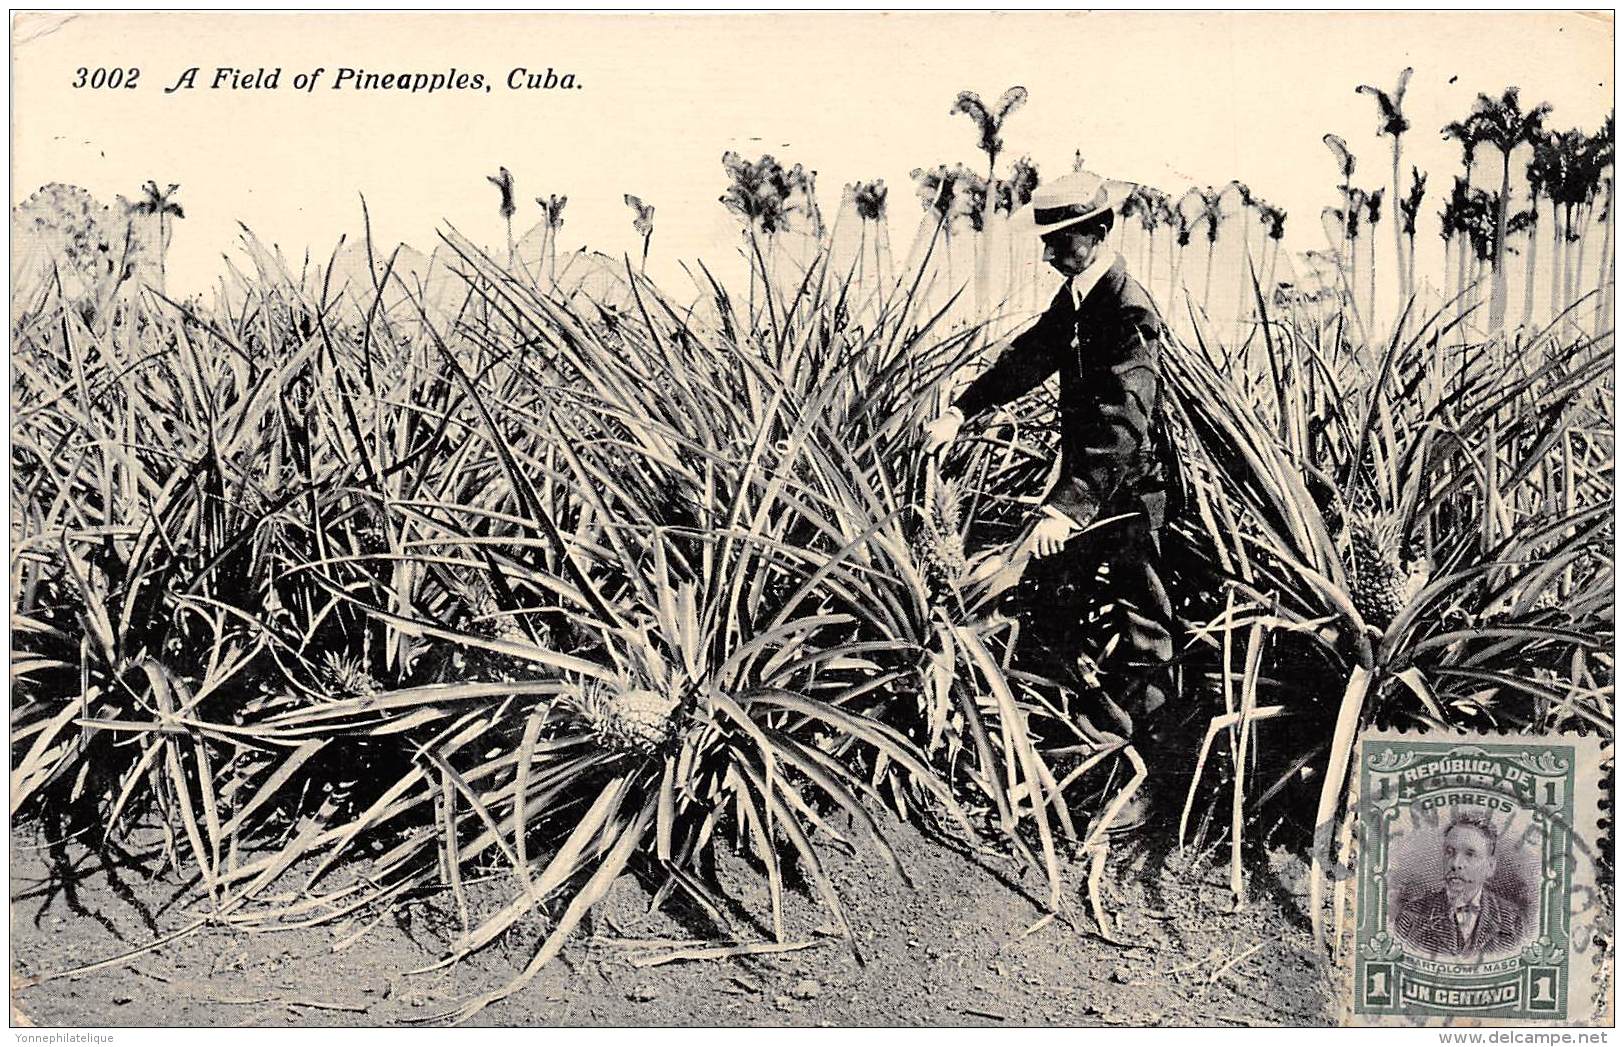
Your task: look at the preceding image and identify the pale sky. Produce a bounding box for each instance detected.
[11,10,1615,302]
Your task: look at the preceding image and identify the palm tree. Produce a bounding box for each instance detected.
[1152,191,1177,301]
[952,86,1028,184]
[1125,186,1168,292]
[845,178,891,304]
[1442,116,1484,184]
[1256,201,1288,304]
[1322,190,1370,334]
[1362,187,1385,325]
[786,164,824,242]
[1220,180,1255,326]
[624,194,655,274]
[1438,189,1463,323]
[127,180,183,292]
[487,167,517,267]
[1591,114,1616,338]
[1467,86,1553,331]
[721,152,795,313]
[1541,129,1592,322]
[1169,200,1194,307]
[1153,195,1177,305]
[1329,188,1372,327]
[1573,121,1612,322]
[1173,187,1218,313]
[1564,164,1597,319]
[951,86,1028,324]
[1462,188,1503,309]
[1523,134,1560,327]
[1440,177,1479,323]
[1119,187,1146,262]
[1323,135,1359,319]
[909,163,985,323]
[1357,67,1414,300]
[1396,168,1427,304]
[993,158,1038,306]
[1195,187,1226,310]
[536,194,567,281]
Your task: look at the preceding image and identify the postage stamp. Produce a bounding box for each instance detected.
[1351,730,1610,1025]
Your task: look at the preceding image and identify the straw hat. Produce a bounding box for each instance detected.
[1031,171,1133,234]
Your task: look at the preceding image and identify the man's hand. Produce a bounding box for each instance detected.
[1030,511,1079,559]
[921,408,964,455]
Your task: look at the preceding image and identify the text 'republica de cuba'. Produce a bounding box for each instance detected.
[159,66,582,94]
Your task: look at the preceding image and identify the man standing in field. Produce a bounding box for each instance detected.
[922,170,1181,829]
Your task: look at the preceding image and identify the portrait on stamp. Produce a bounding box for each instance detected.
[1388,808,1534,959]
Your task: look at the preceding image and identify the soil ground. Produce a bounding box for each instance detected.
[11,809,1337,1028]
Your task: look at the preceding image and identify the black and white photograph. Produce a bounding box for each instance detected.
[8,9,1615,1031]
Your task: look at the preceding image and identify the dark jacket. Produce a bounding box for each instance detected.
[1393,886,1526,957]
[953,257,1178,530]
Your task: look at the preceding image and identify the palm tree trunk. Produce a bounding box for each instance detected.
[1233,231,1247,346]
[853,221,868,296]
[1339,178,1353,295]
[1560,205,1576,325]
[747,229,758,321]
[1441,234,1454,311]
[1406,233,1416,308]
[975,160,996,333]
[1264,239,1281,310]
[1202,238,1216,312]
[1490,151,1512,331]
[1003,219,1023,315]
[875,218,894,297]
[156,213,167,294]
[1595,176,1615,340]
[1522,208,1540,330]
[1391,143,1408,301]
[1551,205,1566,322]
[1569,202,1592,319]
[1348,235,1365,333]
[1367,223,1379,330]
[1455,235,1470,331]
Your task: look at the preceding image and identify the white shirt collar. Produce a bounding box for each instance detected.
[1069,251,1120,311]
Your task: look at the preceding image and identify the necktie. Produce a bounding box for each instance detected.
[1455,902,1480,944]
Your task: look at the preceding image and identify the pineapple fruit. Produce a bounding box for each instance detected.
[321,651,382,704]
[580,681,681,756]
[915,472,968,603]
[1342,509,1428,629]
[453,572,530,647]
